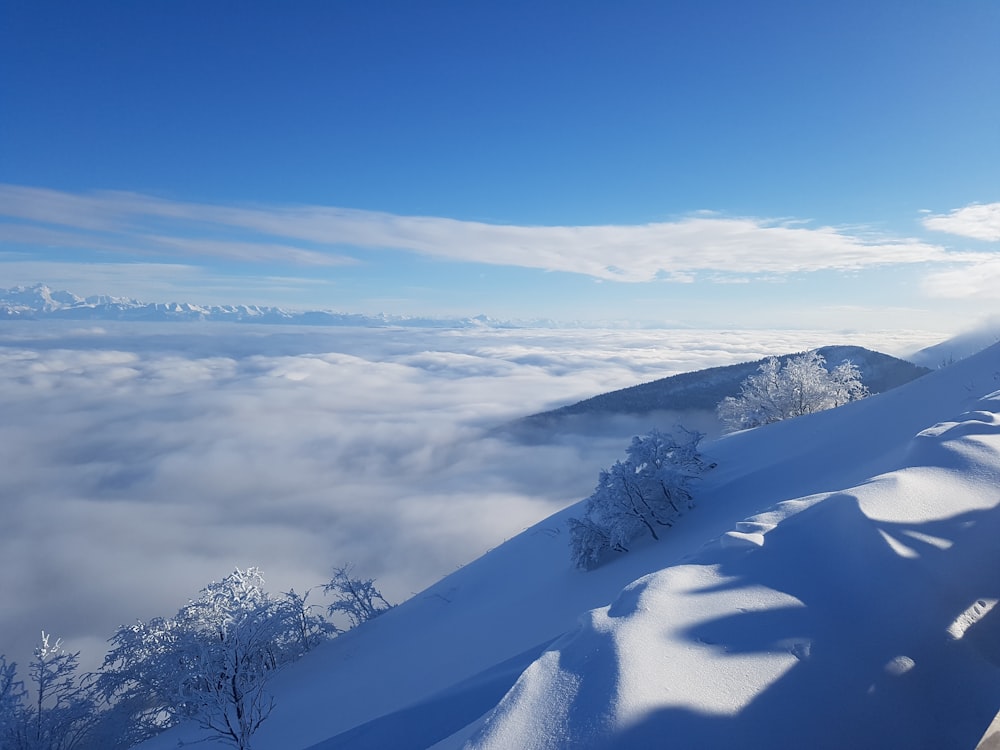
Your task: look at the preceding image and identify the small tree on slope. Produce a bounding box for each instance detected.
[569,428,708,570]
[717,350,868,432]
[324,565,394,631]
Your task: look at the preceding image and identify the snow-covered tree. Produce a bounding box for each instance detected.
[96,614,187,741]
[1,633,98,750]
[717,351,868,432]
[324,565,393,630]
[567,517,611,572]
[99,567,333,749]
[0,653,26,743]
[167,568,282,749]
[568,428,708,570]
[275,588,338,655]
[83,688,166,750]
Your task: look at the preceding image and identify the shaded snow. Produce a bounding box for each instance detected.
[141,340,1000,750]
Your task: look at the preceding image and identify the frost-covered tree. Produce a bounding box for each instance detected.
[0,653,26,743]
[96,614,188,742]
[276,588,338,655]
[99,567,333,749]
[1,633,98,750]
[567,517,611,572]
[83,688,166,750]
[569,428,708,570]
[166,567,282,749]
[717,351,868,432]
[323,565,393,630]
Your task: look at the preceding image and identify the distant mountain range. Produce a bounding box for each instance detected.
[0,283,528,329]
[509,345,931,438]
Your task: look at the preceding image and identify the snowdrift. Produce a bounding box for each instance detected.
[466,408,1000,749]
[143,342,1000,750]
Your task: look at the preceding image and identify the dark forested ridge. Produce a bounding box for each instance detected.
[510,346,930,436]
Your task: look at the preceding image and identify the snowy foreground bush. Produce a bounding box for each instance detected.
[568,428,708,570]
[717,350,868,432]
[0,566,390,750]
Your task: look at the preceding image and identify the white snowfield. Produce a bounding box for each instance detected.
[144,340,1000,750]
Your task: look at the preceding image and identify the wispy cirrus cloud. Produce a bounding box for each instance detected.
[0,221,351,268]
[0,183,977,282]
[923,202,1000,242]
[142,235,355,266]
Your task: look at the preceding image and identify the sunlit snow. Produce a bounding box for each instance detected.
[123,330,1000,749]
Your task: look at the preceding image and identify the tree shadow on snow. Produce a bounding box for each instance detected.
[612,493,1000,750]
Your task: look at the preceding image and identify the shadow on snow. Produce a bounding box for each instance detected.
[613,494,1000,750]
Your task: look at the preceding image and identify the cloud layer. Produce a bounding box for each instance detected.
[0,323,944,672]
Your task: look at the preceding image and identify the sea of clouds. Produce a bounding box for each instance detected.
[0,322,945,672]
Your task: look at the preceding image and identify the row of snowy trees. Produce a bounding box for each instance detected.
[0,565,391,750]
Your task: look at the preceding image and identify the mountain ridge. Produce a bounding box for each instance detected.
[508,345,931,439]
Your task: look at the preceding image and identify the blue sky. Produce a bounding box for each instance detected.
[1,0,999,329]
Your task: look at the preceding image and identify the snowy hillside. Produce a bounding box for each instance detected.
[139,338,1000,750]
[911,318,1000,368]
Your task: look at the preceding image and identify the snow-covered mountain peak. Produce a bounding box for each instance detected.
[3,282,85,311]
[0,283,529,328]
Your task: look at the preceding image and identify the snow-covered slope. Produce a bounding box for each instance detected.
[466,411,1000,748]
[911,317,1000,368]
[142,340,1000,750]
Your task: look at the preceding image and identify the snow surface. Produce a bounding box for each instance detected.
[142,341,1000,750]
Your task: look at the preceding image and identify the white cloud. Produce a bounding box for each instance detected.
[923,202,1000,241]
[0,323,946,672]
[142,235,355,267]
[0,183,974,282]
[923,257,1000,299]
